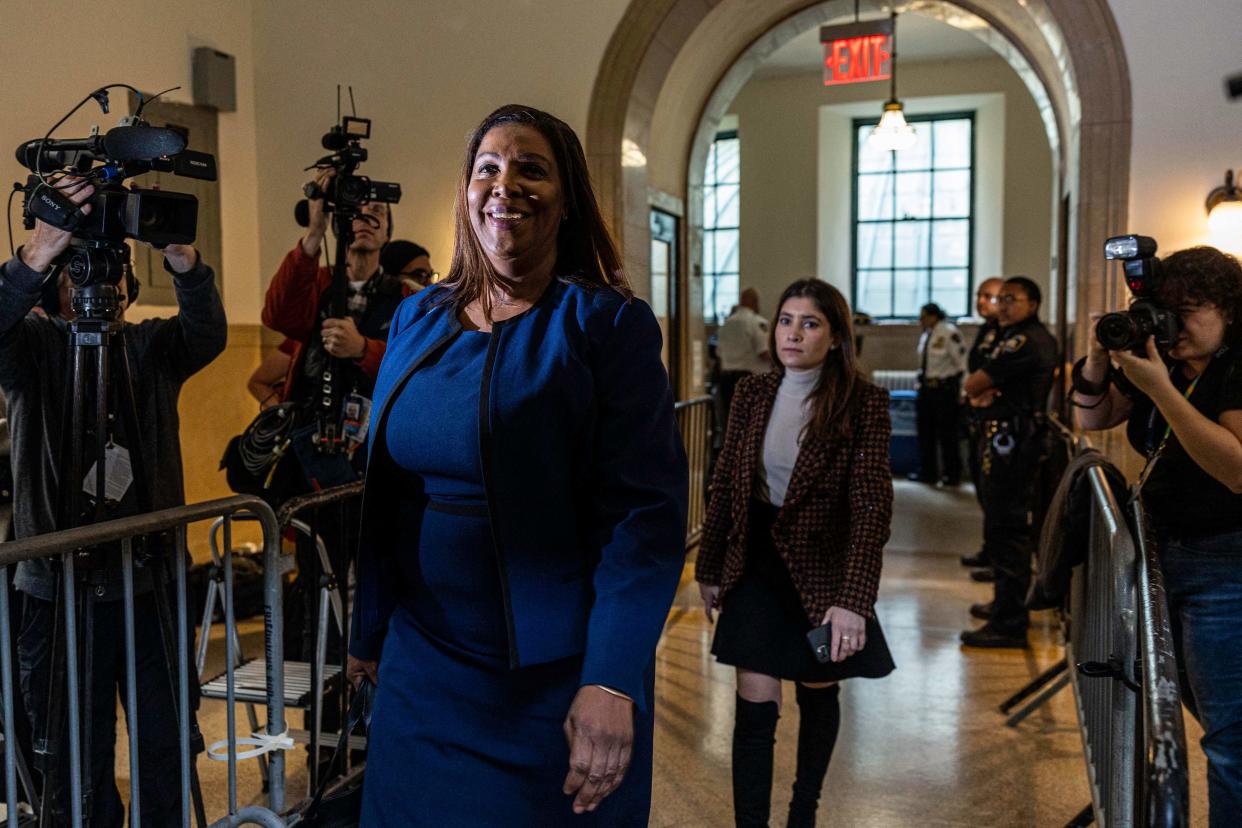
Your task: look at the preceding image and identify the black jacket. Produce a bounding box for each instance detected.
[0,252,227,600]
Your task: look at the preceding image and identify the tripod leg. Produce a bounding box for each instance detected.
[79,587,95,826]
[40,336,93,822]
[111,336,207,827]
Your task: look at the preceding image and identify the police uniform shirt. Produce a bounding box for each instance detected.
[968,318,1001,373]
[918,320,967,380]
[717,306,770,374]
[976,317,1057,418]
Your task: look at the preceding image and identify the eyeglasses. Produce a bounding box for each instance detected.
[401,268,439,283]
[998,294,1029,305]
[976,293,1000,303]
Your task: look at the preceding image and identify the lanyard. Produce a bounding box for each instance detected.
[1133,366,1204,496]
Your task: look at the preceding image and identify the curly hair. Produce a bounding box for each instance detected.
[1156,246,1242,345]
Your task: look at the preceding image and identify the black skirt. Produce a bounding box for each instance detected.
[711,500,896,682]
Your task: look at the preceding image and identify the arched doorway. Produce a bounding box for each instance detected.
[586,0,1130,415]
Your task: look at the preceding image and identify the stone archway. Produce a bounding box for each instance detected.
[586,0,1131,401]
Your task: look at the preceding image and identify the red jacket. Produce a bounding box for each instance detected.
[696,372,893,622]
[262,242,406,398]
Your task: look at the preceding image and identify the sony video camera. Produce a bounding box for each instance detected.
[295,115,401,228]
[1096,234,1181,354]
[15,87,217,310]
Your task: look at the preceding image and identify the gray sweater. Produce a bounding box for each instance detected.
[0,252,227,600]
[757,365,821,507]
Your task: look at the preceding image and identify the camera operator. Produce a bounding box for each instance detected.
[261,168,409,768]
[1073,246,1242,824]
[0,178,225,825]
[960,277,1057,648]
[263,167,407,406]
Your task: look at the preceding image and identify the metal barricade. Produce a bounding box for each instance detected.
[1063,438,1189,826]
[0,495,287,828]
[674,397,713,549]
[197,482,364,801]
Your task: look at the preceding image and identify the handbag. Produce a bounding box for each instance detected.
[289,679,374,827]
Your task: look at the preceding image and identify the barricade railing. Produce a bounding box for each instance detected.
[0,495,287,828]
[197,481,365,804]
[674,396,713,549]
[1063,432,1189,827]
[997,415,1077,727]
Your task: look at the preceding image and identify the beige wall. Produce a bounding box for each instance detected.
[727,55,1054,321]
[0,0,262,325]
[247,0,631,292]
[1114,0,1242,257]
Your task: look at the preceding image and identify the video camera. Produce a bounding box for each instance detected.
[294,114,401,228]
[13,85,217,315]
[1096,234,1181,353]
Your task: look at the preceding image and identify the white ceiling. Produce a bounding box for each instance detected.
[752,12,995,80]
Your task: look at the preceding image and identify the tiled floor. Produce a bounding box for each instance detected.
[111,479,1209,826]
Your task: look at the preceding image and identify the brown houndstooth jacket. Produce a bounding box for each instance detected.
[695,371,893,623]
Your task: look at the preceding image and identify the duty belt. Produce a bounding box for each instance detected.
[920,373,962,389]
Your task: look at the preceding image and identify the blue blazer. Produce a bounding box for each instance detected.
[349,279,689,711]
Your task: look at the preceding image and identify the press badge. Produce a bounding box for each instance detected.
[82,444,134,503]
[342,391,373,451]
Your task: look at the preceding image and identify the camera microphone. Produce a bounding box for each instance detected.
[101,125,186,161]
[16,126,187,172]
[295,199,311,228]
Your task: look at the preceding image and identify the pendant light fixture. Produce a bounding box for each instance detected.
[868,11,917,152]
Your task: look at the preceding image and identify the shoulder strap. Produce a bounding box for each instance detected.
[304,680,374,815]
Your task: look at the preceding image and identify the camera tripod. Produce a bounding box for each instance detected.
[37,273,208,827]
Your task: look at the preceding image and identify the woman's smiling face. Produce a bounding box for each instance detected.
[467,123,564,273]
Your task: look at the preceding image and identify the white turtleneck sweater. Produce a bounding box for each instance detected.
[757,365,822,507]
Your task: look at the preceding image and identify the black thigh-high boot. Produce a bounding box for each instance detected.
[786,683,841,827]
[733,694,780,827]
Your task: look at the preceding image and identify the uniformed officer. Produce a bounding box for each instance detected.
[960,276,1057,648]
[913,302,967,484]
[961,277,1004,574]
[715,287,770,413]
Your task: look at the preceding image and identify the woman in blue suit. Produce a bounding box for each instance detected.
[346,104,689,826]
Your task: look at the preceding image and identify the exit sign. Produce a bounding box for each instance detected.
[820,20,894,86]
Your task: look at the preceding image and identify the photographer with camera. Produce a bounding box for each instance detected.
[262,166,407,450]
[1073,244,1242,824]
[261,155,408,776]
[0,177,225,825]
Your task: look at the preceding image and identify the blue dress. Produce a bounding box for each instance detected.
[360,328,653,826]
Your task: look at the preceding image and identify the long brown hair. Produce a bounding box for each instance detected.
[439,104,630,318]
[768,279,867,441]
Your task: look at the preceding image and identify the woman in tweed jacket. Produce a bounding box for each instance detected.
[697,279,895,828]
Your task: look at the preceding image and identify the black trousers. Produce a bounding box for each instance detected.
[916,379,963,483]
[716,370,750,421]
[977,419,1041,631]
[18,591,193,827]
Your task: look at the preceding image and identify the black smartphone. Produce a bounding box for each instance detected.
[806,622,833,663]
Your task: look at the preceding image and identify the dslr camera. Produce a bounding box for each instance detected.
[1096,234,1181,353]
[295,115,401,227]
[15,86,217,313]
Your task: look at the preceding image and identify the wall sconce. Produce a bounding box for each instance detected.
[1206,169,1242,253]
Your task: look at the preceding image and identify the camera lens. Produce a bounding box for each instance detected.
[1096,312,1140,351]
[138,201,166,233]
[337,175,368,207]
